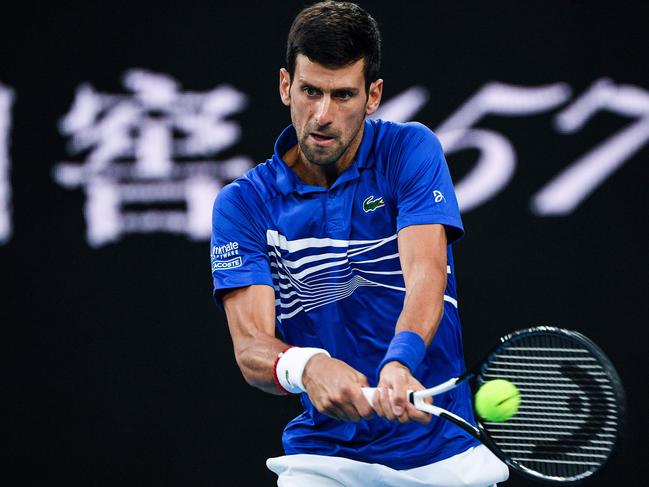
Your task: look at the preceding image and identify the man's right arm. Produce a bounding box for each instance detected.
[222,284,374,421]
[222,284,287,394]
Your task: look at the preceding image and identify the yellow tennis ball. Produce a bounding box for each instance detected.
[475,379,520,422]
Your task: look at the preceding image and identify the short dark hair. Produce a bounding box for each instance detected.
[286,1,381,91]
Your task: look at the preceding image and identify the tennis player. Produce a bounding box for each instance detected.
[211,2,509,486]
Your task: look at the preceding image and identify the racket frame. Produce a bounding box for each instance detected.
[475,326,625,485]
[368,326,626,485]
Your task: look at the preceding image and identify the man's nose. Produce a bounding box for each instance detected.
[315,95,334,126]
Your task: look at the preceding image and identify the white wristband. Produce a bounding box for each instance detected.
[275,347,331,394]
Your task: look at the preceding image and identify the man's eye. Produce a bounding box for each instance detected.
[303,87,318,96]
[335,91,353,100]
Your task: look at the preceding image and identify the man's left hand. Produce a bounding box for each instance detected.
[373,361,431,424]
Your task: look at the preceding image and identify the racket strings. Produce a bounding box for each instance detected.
[479,331,621,481]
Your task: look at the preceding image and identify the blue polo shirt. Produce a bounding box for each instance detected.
[211,118,479,470]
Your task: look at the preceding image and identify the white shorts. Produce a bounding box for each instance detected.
[267,444,509,487]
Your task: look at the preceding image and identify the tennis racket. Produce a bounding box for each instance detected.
[362,326,625,485]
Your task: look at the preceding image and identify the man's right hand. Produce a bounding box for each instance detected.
[302,354,374,422]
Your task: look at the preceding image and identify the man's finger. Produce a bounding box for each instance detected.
[372,388,385,417]
[385,368,408,417]
[406,402,431,424]
[351,390,374,420]
[338,401,362,422]
[317,400,349,421]
[390,387,406,417]
[378,387,396,421]
[323,407,345,421]
[388,388,409,422]
[396,406,411,424]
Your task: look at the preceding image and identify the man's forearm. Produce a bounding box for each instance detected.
[395,270,446,345]
[223,285,290,394]
[394,224,448,346]
[233,333,289,394]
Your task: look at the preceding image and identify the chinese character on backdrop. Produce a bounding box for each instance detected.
[0,82,14,245]
[54,69,252,247]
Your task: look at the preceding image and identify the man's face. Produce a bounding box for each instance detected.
[279,54,382,167]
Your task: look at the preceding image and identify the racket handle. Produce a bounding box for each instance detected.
[363,378,460,409]
[361,387,415,408]
[362,387,447,417]
[361,387,376,407]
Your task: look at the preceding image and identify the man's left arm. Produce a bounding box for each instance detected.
[373,223,448,424]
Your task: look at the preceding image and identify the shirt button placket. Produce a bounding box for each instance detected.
[326,189,346,237]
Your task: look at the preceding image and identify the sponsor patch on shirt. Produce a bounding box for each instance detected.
[211,241,242,270]
[212,256,243,271]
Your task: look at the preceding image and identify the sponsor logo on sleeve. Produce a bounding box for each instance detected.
[433,190,445,203]
[212,256,243,271]
[211,241,242,271]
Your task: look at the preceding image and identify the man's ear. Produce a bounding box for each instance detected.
[279,68,291,107]
[365,79,384,116]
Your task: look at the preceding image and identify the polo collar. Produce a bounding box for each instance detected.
[272,119,376,196]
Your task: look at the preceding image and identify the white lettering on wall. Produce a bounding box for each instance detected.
[435,82,572,212]
[374,80,647,216]
[0,83,14,245]
[53,69,252,247]
[532,78,649,215]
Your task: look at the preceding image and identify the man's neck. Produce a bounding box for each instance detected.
[284,124,365,188]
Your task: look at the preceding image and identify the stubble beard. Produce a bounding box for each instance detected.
[298,135,346,167]
[297,121,363,168]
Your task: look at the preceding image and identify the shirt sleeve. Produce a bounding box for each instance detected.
[210,181,274,307]
[393,123,464,243]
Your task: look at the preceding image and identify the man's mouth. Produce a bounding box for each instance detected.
[310,132,335,144]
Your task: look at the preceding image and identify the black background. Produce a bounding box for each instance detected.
[3,1,648,485]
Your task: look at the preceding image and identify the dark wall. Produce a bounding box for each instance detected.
[3,2,647,485]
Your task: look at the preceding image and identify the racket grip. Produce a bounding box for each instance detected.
[361,387,376,407]
[361,387,415,409]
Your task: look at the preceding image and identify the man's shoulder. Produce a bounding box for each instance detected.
[369,119,444,170]
[214,158,279,214]
[372,118,440,143]
[222,159,279,199]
